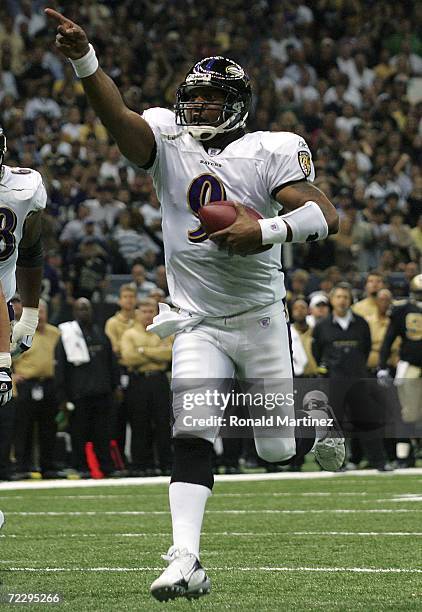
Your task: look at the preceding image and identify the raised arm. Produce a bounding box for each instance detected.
[45,8,155,167]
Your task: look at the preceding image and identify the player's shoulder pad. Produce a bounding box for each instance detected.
[10,167,32,175]
[8,167,43,196]
[142,107,177,133]
[257,131,310,156]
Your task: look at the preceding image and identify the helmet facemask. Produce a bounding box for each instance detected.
[175,57,251,141]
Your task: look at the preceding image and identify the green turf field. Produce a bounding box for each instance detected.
[1,474,422,611]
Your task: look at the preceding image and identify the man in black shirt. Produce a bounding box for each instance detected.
[55,298,120,476]
[312,283,391,470]
[312,283,371,379]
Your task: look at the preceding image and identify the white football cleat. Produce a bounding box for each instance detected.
[150,546,211,602]
[314,435,345,471]
[0,510,4,530]
[303,390,345,471]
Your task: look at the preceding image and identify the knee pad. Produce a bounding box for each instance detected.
[255,437,296,463]
[171,437,214,490]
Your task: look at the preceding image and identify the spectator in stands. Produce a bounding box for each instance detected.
[409,214,422,259]
[60,106,83,142]
[288,269,310,302]
[306,294,329,329]
[352,271,385,319]
[84,182,125,231]
[66,239,109,300]
[130,261,157,300]
[291,299,318,377]
[112,209,159,271]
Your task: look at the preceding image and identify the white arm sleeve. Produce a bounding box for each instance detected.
[259,201,329,245]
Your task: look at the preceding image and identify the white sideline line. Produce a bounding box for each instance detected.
[1,468,422,491]
[5,509,421,516]
[2,531,422,539]
[0,492,369,500]
[5,566,422,574]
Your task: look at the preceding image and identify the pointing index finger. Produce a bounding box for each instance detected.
[45,8,75,27]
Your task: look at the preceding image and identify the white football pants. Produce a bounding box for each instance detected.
[171,300,296,462]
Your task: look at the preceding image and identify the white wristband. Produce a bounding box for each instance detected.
[259,201,329,245]
[258,217,288,245]
[0,353,11,368]
[69,44,99,78]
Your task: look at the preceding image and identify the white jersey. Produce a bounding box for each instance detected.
[0,166,47,301]
[143,107,315,316]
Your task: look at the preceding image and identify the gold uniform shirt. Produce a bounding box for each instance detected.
[352,297,378,320]
[105,312,135,358]
[120,323,173,373]
[295,326,319,376]
[366,313,400,370]
[13,324,60,379]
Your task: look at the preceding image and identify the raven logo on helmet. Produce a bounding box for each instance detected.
[175,56,252,141]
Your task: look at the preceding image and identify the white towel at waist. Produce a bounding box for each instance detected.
[146,303,204,339]
[58,321,90,366]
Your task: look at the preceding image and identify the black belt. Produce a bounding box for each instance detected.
[18,377,53,384]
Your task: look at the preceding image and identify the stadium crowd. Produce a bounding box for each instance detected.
[0,0,421,479]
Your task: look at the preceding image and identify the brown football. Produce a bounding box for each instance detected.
[197,200,272,253]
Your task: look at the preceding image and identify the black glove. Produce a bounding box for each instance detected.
[0,368,13,406]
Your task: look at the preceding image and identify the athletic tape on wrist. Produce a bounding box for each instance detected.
[0,353,11,368]
[20,307,39,334]
[70,44,99,78]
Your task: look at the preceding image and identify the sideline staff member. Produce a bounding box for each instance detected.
[13,300,60,477]
[121,299,173,476]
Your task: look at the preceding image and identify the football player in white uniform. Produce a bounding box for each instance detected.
[47,9,345,602]
[0,127,47,405]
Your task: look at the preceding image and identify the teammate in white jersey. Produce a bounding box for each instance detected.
[0,127,47,405]
[47,8,345,602]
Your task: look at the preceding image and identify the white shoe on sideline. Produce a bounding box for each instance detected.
[150,546,211,602]
[0,510,4,530]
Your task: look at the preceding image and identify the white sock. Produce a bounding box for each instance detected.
[169,482,211,558]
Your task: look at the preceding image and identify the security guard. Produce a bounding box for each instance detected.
[121,298,173,476]
[13,299,61,477]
